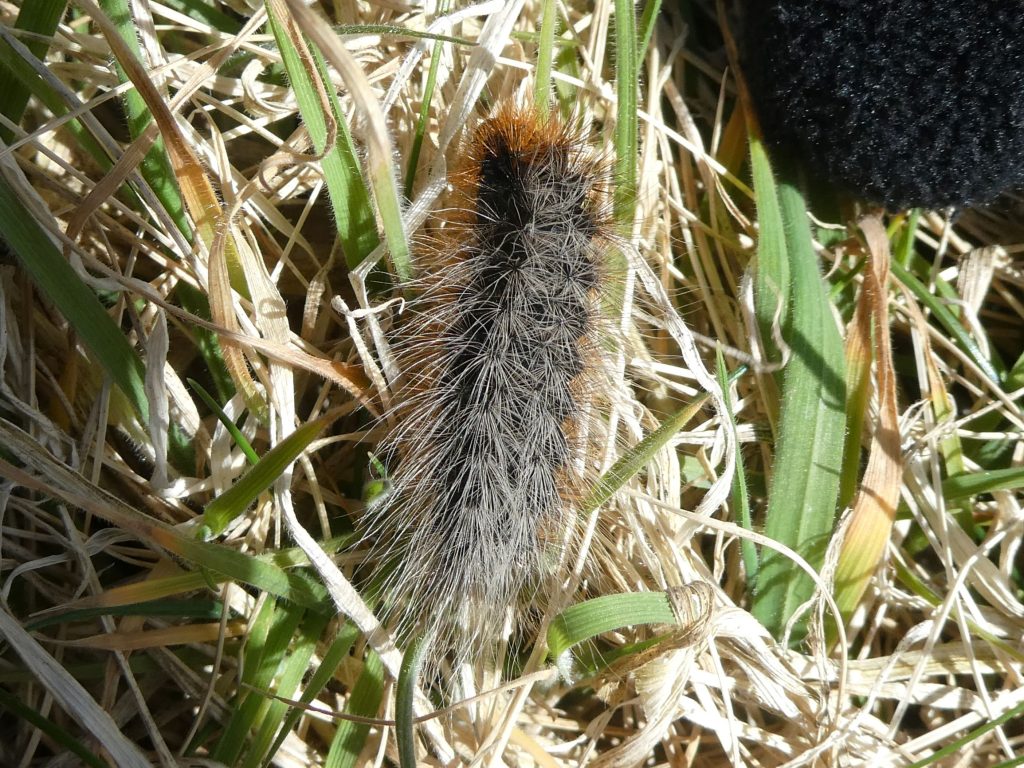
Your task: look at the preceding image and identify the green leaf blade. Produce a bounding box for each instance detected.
[0,178,149,423]
[547,592,675,663]
[203,419,326,537]
[267,7,380,269]
[749,150,847,643]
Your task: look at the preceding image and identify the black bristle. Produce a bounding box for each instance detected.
[739,0,1024,209]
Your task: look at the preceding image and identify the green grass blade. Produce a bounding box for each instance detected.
[210,600,296,764]
[0,687,111,768]
[0,649,207,686]
[0,177,149,423]
[547,592,675,663]
[25,599,224,632]
[905,699,1024,768]
[263,624,361,767]
[326,651,385,768]
[84,540,345,613]
[749,136,789,366]
[533,0,558,112]
[943,467,1024,502]
[0,0,66,142]
[613,0,638,230]
[202,418,327,537]
[716,350,757,580]
[395,635,429,768]
[266,5,379,267]
[160,538,330,610]
[1,417,331,609]
[243,610,331,767]
[1007,348,1024,391]
[750,155,847,643]
[568,634,666,680]
[887,215,969,479]
[892,559,1024,664]
[0,28,113,172]
[635,0,663,68]
[159,0,243,32]
[176,285,235,403]
[100,0,231,439]
[581,366,745,514]
[891,209,921,269]
[99,0,189,236]
[403,2,449,198]
[0,2,64,119]
[890,260,1001,385]
[553,33,583,116]
[95,0,234,403]
[334,24,470,45]
[276,2,411,286]
[188,377,258,465]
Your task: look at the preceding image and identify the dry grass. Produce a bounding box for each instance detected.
[0,1,1022,766]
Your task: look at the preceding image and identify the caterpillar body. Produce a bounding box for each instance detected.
[364,105,613,654]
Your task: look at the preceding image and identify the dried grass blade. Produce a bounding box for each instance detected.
[78,0,266,414]
[67,621,247,651]
[0,418,329,609]
[0,607,149,768]
[833,215,902,625]
[0,687,110,768]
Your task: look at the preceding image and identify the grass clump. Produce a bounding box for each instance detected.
[0,2,1021,766]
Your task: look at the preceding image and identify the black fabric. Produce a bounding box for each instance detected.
[739,0,1024,209]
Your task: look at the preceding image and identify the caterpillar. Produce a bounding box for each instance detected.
[362,103,614,656]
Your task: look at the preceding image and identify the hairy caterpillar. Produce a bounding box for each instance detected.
[362,104,613,655]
